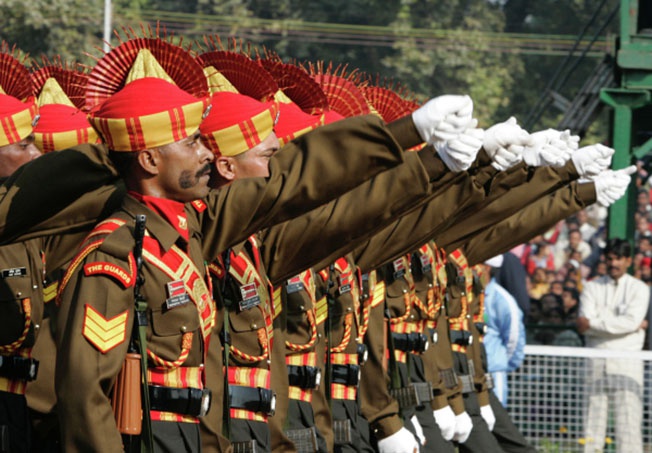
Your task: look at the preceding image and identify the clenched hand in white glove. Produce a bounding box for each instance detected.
[435,127,484,172]
[480,404,496,431]
[453,411,473,443]
[433,405,456,441]
[377,427,420,453]
[571,144,615,179]
[594,165,637,207]
[483,117,531,171]
[412,94,475,144]
[409,415,426,446]
[523,128,579,167]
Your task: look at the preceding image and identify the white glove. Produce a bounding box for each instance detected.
[571,144,615,179]
[433,406,456,441]
[453,411,473,443]
[593,165,637,207]
[435,127,484,172]
[377,426,420,453]
[480,404,496,431]
[412,95,474,144]
[409,415,426,446]
[483,117,531,170]
[523,128,579,166]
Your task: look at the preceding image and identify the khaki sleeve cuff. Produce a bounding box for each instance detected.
[577,181,597,205]
[386,116,424,150]
[477,389,490,407]
[417,146,448,182]
[371,414,405,440]
[431,393,450,411]
[449,393,465,415]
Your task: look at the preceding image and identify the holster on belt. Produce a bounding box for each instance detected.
[285,426,319,453]
[112,352,142,435]
[333,419,353,445]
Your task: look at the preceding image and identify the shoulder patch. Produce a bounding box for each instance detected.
[82,304,129,353]
[83,257,135,289]
[191,200,207,213]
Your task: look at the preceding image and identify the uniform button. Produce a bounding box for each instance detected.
[410,315,415,320]
[34,323,40,330]
[318,333,323,339]
[346,307,352,312]
[428,284,433,288]
[251,323,258,329]
[402,289,407,294]
[16,292,22,297]
[180,325,187,333]
[33,285,38,289]
[299,305,305,311]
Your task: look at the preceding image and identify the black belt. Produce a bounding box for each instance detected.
[287,365,321,390]
[232,440,257,453]
[331,364,360,386]
[0,356,38,381]
[485,373,495,390]
[449,329,472,346]
[457,374,474,394]
[229,385,276,416]
[148,385,211,417]
[389,382,433,409]
[285,426,319,453]
[391,332,429,353]
[333,419,353,445]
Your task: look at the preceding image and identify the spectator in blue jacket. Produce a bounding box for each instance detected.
[484,255,527,406]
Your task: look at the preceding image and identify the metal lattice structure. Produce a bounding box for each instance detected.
[507,345,652,452]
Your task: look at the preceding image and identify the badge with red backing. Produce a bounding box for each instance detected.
[419,254,432,273]
[239,282,261,311]
[165,279,190,310]
[393,258,406,280]
[286,275,304,294]
[338,271,352,295]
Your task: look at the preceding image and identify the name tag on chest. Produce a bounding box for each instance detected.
[239,282,261,311]
[165,280,191,310]
[286,276,305,294]
[393,259,406,280]
[338,272,353,295]
[420,255,432,273]
[1,267,27,278]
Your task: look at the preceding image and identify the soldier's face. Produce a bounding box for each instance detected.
[154,131,214,202]
[0,134,41,178]
[231,132,280,179]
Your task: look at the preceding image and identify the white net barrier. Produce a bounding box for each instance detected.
[506,345,652,452]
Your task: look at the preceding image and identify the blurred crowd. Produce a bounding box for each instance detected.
[511,161,652,348]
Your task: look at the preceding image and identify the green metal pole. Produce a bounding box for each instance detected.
[599,88,650,240]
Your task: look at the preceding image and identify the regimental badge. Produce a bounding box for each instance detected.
[239,282,261,311]
[1,267,27,278]
[165,279,190,310]
[420,254,432,273]
[338,271,352,295]
[393,258,406,280]
[286,275,304,294]
[177,215,187,231]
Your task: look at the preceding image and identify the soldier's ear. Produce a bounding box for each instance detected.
[215,156,236,181]
[137,148,160,176]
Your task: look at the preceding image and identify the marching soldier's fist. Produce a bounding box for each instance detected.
[483,117,531,171]
[412,94,475,144]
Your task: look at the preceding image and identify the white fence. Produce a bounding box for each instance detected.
[507,345,652,452]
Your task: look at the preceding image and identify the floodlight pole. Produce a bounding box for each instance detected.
[103,0,112,53]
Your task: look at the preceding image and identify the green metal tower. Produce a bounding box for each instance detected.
[600,0,652,240]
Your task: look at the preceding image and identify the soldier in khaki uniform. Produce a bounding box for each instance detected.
[0,45,43,453]
[26,57,103,453]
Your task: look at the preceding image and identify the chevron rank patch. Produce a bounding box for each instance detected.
[83,261,133,288]
[82,304,129,353]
